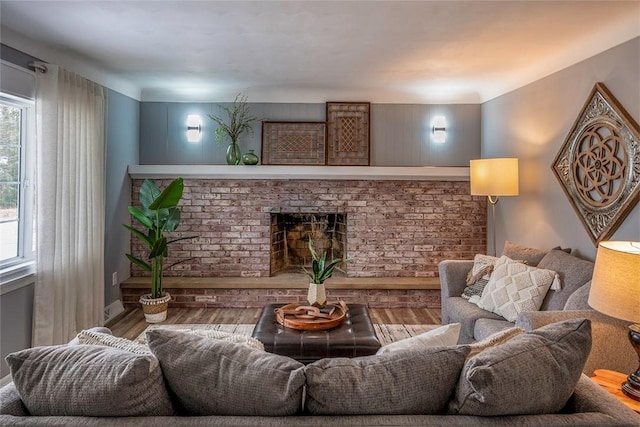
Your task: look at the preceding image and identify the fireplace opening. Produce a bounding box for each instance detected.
[270,212,347,277]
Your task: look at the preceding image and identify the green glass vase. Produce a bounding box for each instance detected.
[242,149,259,165]
[226,141,242,165]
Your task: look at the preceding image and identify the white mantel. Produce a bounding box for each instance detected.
[128,165,470,181]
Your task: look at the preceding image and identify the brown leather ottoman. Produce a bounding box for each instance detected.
[251,303,381,363]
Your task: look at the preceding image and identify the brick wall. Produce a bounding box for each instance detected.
[130,179,486,279]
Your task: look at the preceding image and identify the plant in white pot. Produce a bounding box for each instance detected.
[124,177,194,323]
[302,238,348,307]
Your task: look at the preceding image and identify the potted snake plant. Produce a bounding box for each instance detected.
[124,177,194,323]
[302,238,348,307]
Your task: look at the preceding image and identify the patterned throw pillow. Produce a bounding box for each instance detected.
[476,256,560,322]
[77,330,152,354]
[461,254,499,301]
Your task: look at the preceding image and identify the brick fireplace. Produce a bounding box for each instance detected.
[123,172,486,308]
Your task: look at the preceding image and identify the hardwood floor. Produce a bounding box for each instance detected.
[108,307,442,340]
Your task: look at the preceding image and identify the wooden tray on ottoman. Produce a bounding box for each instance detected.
[275,301,348,331]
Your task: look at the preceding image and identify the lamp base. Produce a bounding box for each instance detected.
[622,324,640,401]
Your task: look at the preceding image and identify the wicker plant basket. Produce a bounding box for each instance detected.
[139,292,171,323]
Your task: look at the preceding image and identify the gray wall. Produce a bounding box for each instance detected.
[0,284,33,378]
[481,37,640,260]
[140,102,481,166]
[104,90,139,307]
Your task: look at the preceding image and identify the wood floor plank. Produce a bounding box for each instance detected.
[108,307,442,339]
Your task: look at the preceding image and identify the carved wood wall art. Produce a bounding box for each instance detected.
[326,102,370,165]
[261,121,327,165]
[552,82,640,245]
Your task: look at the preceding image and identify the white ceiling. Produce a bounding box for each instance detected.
[1,1,639,103]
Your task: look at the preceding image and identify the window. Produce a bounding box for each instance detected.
[0,94,35,273]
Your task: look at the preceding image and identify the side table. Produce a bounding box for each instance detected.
[591,369,640,413]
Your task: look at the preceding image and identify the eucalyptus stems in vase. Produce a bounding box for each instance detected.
[208,93,258,165]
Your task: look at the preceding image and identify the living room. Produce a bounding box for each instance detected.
[1,1,639,424]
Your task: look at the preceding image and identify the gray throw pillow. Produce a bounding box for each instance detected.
[146,328,305,416]
[501,240,548,266]
[305,345,470,415]
[448,318,591,416]
[5,345,175,416]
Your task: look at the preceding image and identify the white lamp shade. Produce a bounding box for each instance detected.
[470,158,519,196]
[588,241,640,323]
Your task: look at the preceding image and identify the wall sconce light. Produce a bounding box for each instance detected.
[186,114,202,143]
[431,116,447,143]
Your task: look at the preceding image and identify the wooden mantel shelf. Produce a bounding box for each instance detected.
[128,165,469,181]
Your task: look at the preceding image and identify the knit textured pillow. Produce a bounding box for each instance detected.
[476,256,560,322]
[461,254,498,301]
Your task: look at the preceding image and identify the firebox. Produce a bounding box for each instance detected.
[270,212,347,276]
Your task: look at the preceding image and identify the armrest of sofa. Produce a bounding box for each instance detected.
[438,260,473,299]
[516,310,636,376]
[564,374,640,424]
[0,382,27,416]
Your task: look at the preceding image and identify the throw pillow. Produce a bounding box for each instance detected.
[461,254,498,301]
[502,240,548,266]
[146,328,305,416]
[138,327,265,351]
[305,345,470,415]
[77,329,152,354]
[376,323,461,354]
[5,345,175,417]
[448,318,591,416]
[466,326,524,358]
[476,256,560,322]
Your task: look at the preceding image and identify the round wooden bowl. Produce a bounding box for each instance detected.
[275,301,348,331]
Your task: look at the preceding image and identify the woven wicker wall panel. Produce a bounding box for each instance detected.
[326,102,370,165]
[261,122,326,165]
[551,82,640,245]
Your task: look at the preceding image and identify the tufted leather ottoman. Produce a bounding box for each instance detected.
[251,303,381,363]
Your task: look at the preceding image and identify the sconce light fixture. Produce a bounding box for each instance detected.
[186,114,202,143]
[431,116,447,143]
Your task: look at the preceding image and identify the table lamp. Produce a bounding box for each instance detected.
[588,241,640,401]
[470,158,519,256]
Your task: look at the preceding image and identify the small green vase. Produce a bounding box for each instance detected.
[242,149,259,165]
[226,141,242,165]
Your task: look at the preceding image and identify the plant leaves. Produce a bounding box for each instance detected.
[126,254,151,272]
[164,207,181,232]
[127,206,154,229]
[149,236,168,259]
[123,224,152,248]
[149,178,184,210]
[140,179,161,216]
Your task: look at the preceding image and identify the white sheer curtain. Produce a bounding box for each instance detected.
[33,64,106,346]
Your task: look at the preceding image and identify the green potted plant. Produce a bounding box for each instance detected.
[124,177,194,323]
[208,93,258,165]
[302,238,348,307]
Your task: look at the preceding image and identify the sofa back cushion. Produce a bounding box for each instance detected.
[5,344,175,417]
[305,345,470,415]
[537,249,594,311]
[448,318,592,416]
[146,328,305,416]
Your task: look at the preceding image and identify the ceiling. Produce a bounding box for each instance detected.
[1,1,639,103]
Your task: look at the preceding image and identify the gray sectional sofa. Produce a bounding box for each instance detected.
[2,318,640,426]
[439,245,637,376]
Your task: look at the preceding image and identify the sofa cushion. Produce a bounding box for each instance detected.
[473,318,517,341]
[502,241,548,266]
[448,318,592,416]
[305,345,470,415]
[376,323,460,354]
[146,328,305,416]
[445,297,505,344]
[462,254,498,300]
[77,329,152,354]
[468,326,524,358]
[537,249,594,311]
[476,256,559,322]
[5,344,175,417]
[564,282,592,310]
